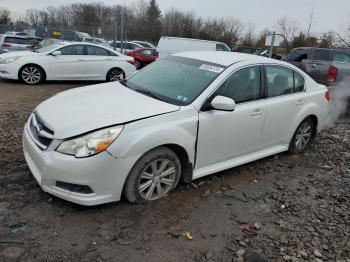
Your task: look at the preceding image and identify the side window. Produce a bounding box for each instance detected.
[266,66,294,97]
[313,50,329,61]
[59,45,85,55]
[86,46,109,56]
[216,44,230,52]
[331,51,350,63]
[140,49,153,55]
[215,66,261,104]
[294,72,305,93]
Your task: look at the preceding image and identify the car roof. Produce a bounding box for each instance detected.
[174,51,273,66]
[3,35,28,39]
[160,36,228,45]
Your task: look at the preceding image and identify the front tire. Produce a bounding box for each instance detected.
[19,65,44,85]
[107,68,125,82]
[289,117,315,154]
[124,147,181,203]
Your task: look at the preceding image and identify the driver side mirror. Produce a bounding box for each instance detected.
[51,50,61,56]
[211,96,236,111]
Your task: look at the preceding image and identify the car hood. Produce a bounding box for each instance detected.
[0,50,41,58]
[35,82,180,139]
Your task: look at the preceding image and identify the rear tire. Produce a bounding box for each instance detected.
[19,65,44,85]
[289,117,315,154]
[124,147,181,203]
[106,68,125,82]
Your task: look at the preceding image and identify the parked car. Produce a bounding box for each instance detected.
[157,36,231,58]
[82,37,109,47]
[34,27,90,41]
[125,48,157,69]
[109,41,144,54]
[131,40,156,49]
[234,46,265,55]
[0,35,33,54]
[34,38,64,49]
[22,51,330,205]
[0,42,136,84]
[283,47,350,86]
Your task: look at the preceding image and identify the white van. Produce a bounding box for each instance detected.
[157,36,231,58]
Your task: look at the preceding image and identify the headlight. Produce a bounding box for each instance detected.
[0,56,22,64]
[56,126,123,158]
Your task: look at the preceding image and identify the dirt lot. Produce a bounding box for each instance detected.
[0,79,349,262]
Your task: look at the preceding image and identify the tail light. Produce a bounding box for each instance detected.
[326,65,337,83]
[127,60,135,65]
[2,43,12,48]
[325,90,331,101]
[125,51,131,56]
[26,45,33,49]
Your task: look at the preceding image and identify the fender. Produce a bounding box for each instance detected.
[287,101,322,141]
[107,107,199,165]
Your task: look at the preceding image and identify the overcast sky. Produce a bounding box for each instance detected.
[5,0,350,33]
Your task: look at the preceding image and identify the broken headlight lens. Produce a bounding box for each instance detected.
[56,126,123,158]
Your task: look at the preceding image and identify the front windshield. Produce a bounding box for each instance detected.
[122,56,226,105]
[36,44,63,53]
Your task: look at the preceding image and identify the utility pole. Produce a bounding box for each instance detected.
[113,17,118,51]
[269,32,276,58]
[120,14,124,54]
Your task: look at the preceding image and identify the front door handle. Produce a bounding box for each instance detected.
[77,59,84,62]
[311,64,317,68]
[295,100,305,106]
[251,109,264,117]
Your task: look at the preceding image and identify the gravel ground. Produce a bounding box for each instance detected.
[0,79,349,262]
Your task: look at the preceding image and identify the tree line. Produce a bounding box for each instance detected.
[0,0,349,51]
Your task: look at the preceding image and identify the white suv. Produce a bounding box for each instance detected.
[22,52,330,205]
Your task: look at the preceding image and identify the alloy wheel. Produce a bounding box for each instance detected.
[138,159,176,201]
[294,121,312,151]
[109,69,124,82]
[22,66,41,84]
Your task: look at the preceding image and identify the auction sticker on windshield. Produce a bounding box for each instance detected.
[199,64,224,74]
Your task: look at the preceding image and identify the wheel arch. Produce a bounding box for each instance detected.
[18,63,47,81]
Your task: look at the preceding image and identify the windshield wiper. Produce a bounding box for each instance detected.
[134,89,164,101]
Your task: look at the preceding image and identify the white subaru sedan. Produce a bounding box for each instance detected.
[0,42,136,84]
[22,52,330,205]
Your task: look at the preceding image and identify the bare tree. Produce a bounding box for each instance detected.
[241,22,256,46]
[275,16,299,51]
[0,7,11,24]
[306,6,314,39]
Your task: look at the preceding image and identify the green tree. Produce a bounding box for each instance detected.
[146,0,161,43]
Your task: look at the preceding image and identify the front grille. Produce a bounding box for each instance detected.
[28,113,54,150]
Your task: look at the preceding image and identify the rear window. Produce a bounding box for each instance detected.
[216,44,230,52]
[313,50,329,61]
[4,37,30,45]
[331,51,350,63]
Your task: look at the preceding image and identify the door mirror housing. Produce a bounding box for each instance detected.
[51,50,61,56]
[211,96,236,111]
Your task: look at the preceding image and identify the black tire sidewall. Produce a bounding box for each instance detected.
[124,147,181,203]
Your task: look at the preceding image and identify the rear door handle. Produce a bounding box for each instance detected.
[295,100,305,106]
[311,64,317,68]
[77,59,84,62]
[251,109,264,117]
